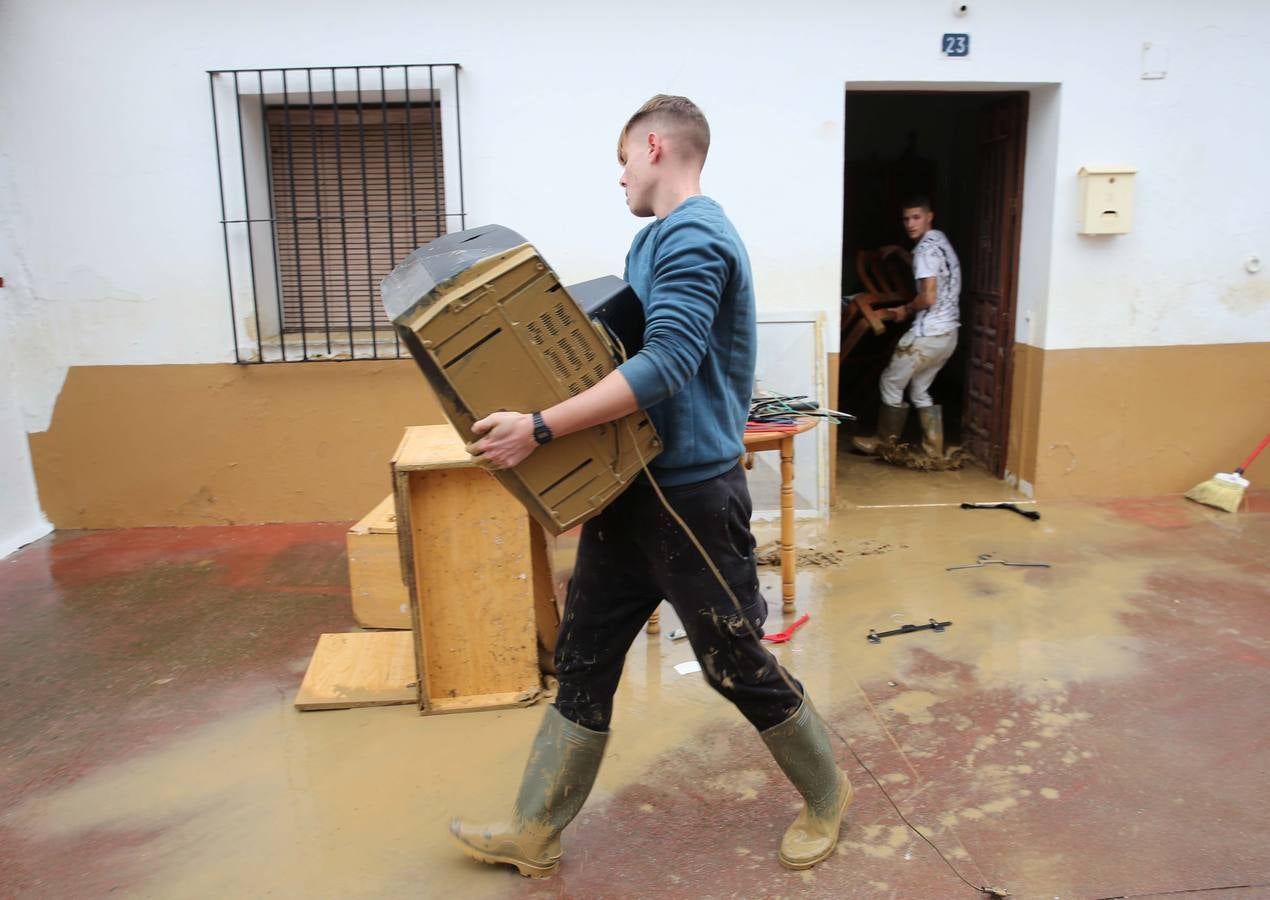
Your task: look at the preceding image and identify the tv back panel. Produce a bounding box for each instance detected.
[382,225,661,535]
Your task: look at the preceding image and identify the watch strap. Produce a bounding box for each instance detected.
[532,411,554,445]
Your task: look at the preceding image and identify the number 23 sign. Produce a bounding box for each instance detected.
[942,33,970,57]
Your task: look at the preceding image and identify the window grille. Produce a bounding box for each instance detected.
[208,64,465,362]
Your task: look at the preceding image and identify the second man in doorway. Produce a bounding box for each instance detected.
[852,196,961,458]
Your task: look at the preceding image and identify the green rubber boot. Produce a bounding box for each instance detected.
[851,403,909,455]
[450,706,608,877]
[760,699,854,870]
[917,404,945,458]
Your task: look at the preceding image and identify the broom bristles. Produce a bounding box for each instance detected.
[1185,471,1249,513]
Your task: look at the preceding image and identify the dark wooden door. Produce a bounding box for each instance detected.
[962,95,1027,475]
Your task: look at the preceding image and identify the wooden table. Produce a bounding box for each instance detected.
[744,418,820,614]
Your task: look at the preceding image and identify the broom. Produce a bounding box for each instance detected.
[1185,433,1270,512]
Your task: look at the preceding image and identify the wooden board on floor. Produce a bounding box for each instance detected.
[294,631,416,711]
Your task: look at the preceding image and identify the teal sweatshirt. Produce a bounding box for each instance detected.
[616,196,756,486]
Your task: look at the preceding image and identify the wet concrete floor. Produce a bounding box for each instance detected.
[1,468,1267,899]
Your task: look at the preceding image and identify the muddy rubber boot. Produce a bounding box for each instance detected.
[760,699,854,870]
[450,705,608,878]
[917,404,945,458]
[850,403,909,455]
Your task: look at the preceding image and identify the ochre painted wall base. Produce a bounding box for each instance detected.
[30,361,446,528]
[25,342,1270,528]
[1009,341,1270,499]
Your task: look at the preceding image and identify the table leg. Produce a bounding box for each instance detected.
[780,435,796,614]
[647,607,661,635]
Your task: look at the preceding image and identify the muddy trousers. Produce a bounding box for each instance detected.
[553,463,804,733]
[879,328,958,408]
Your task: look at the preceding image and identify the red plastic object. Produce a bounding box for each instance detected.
[762,613,809,644]
[1235,433,1270,476]
[746,421,803,432]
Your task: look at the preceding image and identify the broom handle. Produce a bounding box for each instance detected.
[1236,433,1270,476]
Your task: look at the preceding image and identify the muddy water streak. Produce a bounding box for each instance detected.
[8,639,739,898]
[11,496,1261,897]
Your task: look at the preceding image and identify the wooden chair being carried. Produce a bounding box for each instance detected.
[840,246,915,360]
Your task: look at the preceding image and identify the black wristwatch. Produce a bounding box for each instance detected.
[531,411,554,446]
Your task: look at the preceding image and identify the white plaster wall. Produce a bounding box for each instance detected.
[1017,85,1061,349]
[0,124,53,557]
[1,0,1267,440]
[0,299,52,558]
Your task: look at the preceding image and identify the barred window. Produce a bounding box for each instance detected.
[209,65,465,362]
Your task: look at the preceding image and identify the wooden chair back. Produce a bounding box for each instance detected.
[855,246,913,298]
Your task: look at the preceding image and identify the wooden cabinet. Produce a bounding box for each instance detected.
[391,425,557,715]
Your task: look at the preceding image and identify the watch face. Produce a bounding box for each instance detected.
[531,411,553,445]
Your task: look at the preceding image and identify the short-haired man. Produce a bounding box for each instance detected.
[451,95,852,877]
[852,196,961,458]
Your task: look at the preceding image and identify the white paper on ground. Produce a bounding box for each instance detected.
[673,661,701,675]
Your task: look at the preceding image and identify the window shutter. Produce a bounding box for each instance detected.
[267,105,446,332]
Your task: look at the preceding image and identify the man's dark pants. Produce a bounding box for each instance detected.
[553,462,804,733]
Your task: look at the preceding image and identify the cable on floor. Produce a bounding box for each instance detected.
[1093,882,1270,900]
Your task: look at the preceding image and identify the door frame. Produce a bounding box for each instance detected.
[840,86,1029,479]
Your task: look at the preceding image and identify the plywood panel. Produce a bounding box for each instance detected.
[529,523,561,668]
[406,465,541,711]
[347,494,411,629]
[426,692,543,715]
[348,486,559,639]
[355,493,400,533]
[392,424,471,471]
[294,631,416,711]
[347,534,410,628]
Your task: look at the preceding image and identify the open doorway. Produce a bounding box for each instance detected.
[837,90,1027,503]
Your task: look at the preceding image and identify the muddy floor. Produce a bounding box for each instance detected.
[1,474,1267,899]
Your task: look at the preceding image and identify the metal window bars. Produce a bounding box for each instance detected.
[208,64,465,363]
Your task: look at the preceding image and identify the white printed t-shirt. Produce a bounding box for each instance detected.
[911,229,961,337]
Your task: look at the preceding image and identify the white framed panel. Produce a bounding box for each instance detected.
[748,312,829,521]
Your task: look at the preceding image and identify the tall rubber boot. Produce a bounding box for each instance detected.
[851,403,909,455]
[450,705,608,878]
[917,405,945,458]
[760,699,854,870]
